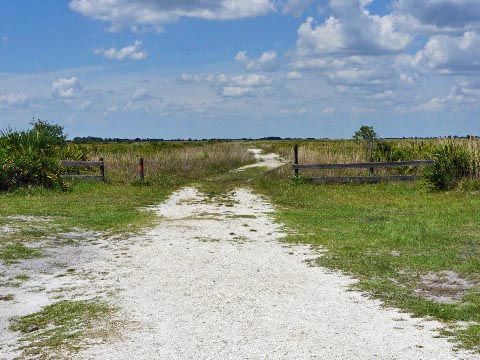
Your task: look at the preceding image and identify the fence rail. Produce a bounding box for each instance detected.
[60,158,105,181]
[293,144,433,183]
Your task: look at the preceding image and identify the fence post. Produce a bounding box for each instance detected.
[99,158,105,181]
[369,166,374,177]
[138,158,144,180]
[294,144,299,177]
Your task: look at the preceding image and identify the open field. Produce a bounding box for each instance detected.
[1,139,479,357]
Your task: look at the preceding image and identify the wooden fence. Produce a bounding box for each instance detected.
[293,145,434,183]
[61,158,105,181]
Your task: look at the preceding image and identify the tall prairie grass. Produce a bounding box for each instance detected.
[78,141,255,183]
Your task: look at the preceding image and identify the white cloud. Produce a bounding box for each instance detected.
[132,88,151,101]
[367,90,394,101]
[352,105,376,114]
[79,100,92,109]
[51,77,82,98]
[416,86,466,112]
[322,107,335,113]
[95,40,147,60]
[395,0,480,33]
[230,74,271,87]
[457,79,480,96]
[235,50,278,71]
[414,31,480,73]
[221,74,271,97]
[235,51,248,63]
[286,71,303,79]
[318,56,403,92]
[222,87,255,97]
[69,0,276,32]
[179,73,203,83]
[278,106,307,115]
[177,72,271,98]
[296,1,411,58]
[282,0,313,16]
[0,93,27,105]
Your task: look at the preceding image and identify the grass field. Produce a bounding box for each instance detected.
[1,138,479,353]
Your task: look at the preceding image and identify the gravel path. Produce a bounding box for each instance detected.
[78,150,476,360]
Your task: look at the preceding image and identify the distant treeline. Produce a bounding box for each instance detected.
[70,136,313,143]
[71,135,478,143]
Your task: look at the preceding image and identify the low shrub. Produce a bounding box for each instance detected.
[0,120,76,191]
[424,142,473,191]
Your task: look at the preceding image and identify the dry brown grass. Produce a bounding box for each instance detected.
[83,141,255,183]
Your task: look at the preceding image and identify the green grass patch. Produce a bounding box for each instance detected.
[0,182,177,237]
[9,299,116,357]
[14,274,30,281]
[455,325,480,352]
[0,243,42,264]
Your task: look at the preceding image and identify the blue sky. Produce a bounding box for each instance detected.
[1,0,480,139]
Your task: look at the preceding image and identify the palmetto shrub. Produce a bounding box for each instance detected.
[0,120,68,190]
[424,142,473,191]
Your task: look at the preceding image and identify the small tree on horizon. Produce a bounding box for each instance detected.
[353,125,378,162]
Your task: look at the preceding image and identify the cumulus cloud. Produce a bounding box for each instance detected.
[0,93,27,105]
[51,77,82,98]
[235,50,278,71]
[395,0,480,32]
[69,0,276,32]
[94,40,148,60]
[296,1,411,59]
[410,31,480,74]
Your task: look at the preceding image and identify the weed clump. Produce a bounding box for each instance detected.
[424,142,479,191]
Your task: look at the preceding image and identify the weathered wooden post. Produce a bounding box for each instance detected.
[294,144,299,177]
[138,158,144,180]
[369,166,374,177]
[99,158,105,181]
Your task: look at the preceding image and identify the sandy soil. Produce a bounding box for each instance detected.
[1,149,477,359]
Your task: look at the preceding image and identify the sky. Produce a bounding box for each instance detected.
[1,0,480,139]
